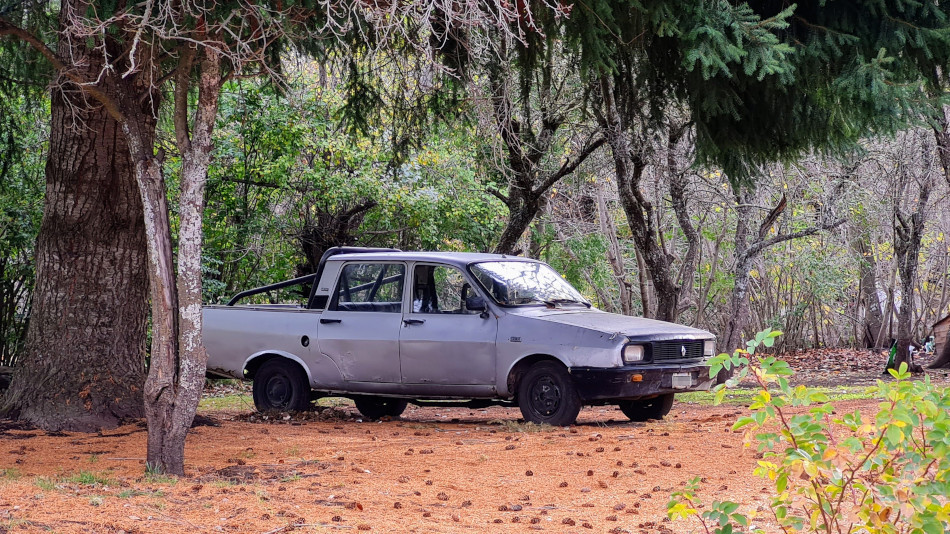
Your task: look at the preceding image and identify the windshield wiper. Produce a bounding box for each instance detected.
[550,298,592,308]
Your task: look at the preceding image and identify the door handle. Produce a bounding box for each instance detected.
[403,319,425,326]
[320,318,342,324]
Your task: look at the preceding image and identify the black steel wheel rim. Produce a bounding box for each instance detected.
[265,374,292,408]
[529,376,561,416]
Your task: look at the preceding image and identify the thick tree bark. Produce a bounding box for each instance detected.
[0,18,150,431]
[667,126,700,316]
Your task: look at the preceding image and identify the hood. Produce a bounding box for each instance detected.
[519,308,714,341]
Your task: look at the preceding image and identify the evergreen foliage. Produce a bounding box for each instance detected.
[546,0,950,182]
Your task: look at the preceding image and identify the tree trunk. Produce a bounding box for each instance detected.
[137,46,221,475]
[722,196,755,355]
[927,330,950,368]
[891,175,932,373]
[595,179,632,315]
[723,261,753,354]
[0,28,150,431]
[668,131,700,316]
[494,195,541,255]
[597,75,680,322]
[849,228,884,348]
[932,105,950,188]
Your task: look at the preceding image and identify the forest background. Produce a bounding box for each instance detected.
[1,0,950,474]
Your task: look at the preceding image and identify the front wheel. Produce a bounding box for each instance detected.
[353,396,408,420]
[618,393,674,422]
[252,359,311,412]
[517,361,582,426]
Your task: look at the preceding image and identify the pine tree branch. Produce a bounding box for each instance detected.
[0,17,63,71]
[0,16,126,123]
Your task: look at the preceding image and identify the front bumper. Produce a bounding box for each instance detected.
[568,362,714,401]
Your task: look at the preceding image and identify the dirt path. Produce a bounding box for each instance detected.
[1,347,947,533]
[0,401,789,534]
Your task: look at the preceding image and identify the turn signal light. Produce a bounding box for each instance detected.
[630,374,643,382]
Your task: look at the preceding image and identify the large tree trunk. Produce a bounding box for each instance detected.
[0,31,150,431]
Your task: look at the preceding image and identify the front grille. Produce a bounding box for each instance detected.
[652,340,704,361]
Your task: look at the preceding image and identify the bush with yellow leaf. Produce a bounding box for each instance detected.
[669,329,950,534]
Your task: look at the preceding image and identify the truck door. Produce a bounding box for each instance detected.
[317,262,405,383]
[399,263,497,385]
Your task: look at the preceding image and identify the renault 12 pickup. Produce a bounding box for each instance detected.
[203,247,717,425]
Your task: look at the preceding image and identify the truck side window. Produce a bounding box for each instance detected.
[412,265,475,314]
[330,263,405,313]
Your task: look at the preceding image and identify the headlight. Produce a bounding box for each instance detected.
[704,340,716,357]
[623,344,645,363]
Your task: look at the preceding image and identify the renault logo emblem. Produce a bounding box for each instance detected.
[681,345,686,357]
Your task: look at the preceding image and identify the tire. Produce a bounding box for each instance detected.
[517,361,582,426]
[618,394,674,422]
[353,396,409,420]
[252,359,311,412]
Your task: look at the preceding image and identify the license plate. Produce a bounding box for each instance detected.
[672,373,693,389]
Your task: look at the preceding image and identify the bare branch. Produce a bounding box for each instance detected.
[534,136,606,196]
[488,187,510,205]
[744,217,846,261]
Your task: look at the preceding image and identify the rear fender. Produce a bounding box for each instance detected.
[243,351,313,384]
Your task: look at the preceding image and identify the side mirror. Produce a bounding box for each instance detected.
[465,296,487,312]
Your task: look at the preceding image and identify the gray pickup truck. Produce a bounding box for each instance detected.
[204,248,716,426]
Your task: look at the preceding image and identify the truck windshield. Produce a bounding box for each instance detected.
[469,261,589,307]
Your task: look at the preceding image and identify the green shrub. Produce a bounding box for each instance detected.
[669,329,950,534]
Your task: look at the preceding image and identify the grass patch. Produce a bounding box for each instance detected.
[66,471,115,486]
[0,468,21,481]
[316,397,354,407]
[144,472,178,485]
[34,477,56,491]
[678,385,876,406]
[199,394,252,411]
[199,391,355,413]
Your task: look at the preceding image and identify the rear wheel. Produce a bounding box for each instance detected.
[353,396,408,420]
[517,361,582,426]
[618,394,674,422]
[252,359,311,412]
